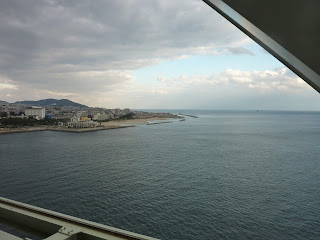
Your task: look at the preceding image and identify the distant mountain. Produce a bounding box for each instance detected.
[14,99,88,108]
[0,100,7,104]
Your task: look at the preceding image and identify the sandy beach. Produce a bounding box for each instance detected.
[0,127,47,135]
[0,117,173,135]
[100,117,170,127]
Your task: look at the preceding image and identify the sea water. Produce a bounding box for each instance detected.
[1,111,320,239]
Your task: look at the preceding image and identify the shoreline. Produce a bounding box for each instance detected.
[0,125,135,135]
[0,117,175,135]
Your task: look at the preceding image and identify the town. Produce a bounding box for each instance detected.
[0,99,180,133]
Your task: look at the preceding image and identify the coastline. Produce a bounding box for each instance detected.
[100,117,170,126]
[0,117,173,135]
[0,127,48,135]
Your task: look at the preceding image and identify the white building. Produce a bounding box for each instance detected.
[67,116,99,128]
[25,107,45,119]
[93,113,111,121]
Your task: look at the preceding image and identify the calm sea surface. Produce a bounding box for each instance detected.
[1,110,320,240]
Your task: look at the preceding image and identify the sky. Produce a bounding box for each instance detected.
[0,0,319,110]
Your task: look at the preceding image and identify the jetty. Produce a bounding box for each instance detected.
[179,113,198,118]
[146,120,172,125]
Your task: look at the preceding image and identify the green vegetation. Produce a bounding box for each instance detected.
[115,112,135,120]
[0,118,59,128]
[96,119,110,122]
[14,98,88,108]
[97,113,136,122]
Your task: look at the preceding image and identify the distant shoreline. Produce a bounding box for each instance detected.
[0,117,174,135]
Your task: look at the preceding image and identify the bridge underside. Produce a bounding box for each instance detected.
[203,0,320,93]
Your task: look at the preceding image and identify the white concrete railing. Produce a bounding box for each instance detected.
[0,197,159,240]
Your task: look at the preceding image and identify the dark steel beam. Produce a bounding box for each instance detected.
[203,0,320,93]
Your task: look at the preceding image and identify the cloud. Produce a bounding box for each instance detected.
[225,47,255,56]
[107,68,315,110]
[0,0,254,102]
[27,67,313,109]
[0,83,17,90]
[157,68,312,92]
[1,0,316,110]
[0,75,18,90]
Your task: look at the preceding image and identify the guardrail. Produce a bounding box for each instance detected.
[0,197,159,240]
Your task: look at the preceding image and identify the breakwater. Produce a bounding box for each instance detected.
[179,113,198,118]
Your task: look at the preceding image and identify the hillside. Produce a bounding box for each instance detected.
[14,99,88,108]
